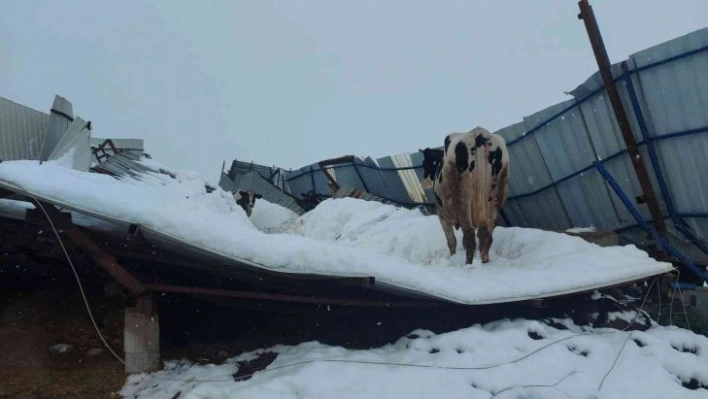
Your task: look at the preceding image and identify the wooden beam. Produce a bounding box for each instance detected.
[28,202,147,296]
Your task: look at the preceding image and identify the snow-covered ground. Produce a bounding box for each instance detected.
[0,160,673,305]
[120,318,708,399]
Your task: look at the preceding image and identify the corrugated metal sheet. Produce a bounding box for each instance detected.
[227,159,285,189]
[39,95,73,162]
[92,151,169,181]
[390,153,426,203]
[226,171,305,215]
[628,28,708,245]
[0,96,49,161]
[322,160,366,192]
[372,155,420,204]
[48,117,91,171]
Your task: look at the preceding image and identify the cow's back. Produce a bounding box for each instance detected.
[435,127,509,228]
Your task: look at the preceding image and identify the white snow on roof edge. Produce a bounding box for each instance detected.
[0,161,675,305]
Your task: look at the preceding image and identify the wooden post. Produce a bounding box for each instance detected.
[124,294,160,374]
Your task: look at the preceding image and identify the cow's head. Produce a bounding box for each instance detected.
[233,190,263,217]
[419,148,444,189]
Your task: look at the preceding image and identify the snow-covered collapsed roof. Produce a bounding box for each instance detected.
[0,158,674,305]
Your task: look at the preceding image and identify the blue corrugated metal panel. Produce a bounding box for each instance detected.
[375,155,418,203]
[496,122,552,196]
[0,96,49,161]
[311,164,335,195]
[575,90,658,229]
[630,29,708,138]
[39,95,73,162]
[284,166,315,198]
[619,29,708,252]
[511,191,571,230]
[627,30,708,244]
[329,161,367,191]
[228,159,286,190]
[527,99,623,230]
[556,172,619,229]
[531,100,596,180]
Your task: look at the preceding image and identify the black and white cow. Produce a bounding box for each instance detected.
[420,126,510,264]
[233,190,262,217]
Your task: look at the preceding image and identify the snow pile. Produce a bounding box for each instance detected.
[567,227,597,233]
[120,318,708,399]
[0,160,673,304]
[49,343,73,354]
[250,199,299,233]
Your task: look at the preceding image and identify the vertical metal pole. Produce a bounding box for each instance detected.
[578,0,667,238]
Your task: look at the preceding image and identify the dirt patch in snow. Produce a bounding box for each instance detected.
[0,272,125,398]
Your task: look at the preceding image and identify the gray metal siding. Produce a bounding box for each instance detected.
[0,96,49,161]
[39,95,73,162]
[48,117,91,171]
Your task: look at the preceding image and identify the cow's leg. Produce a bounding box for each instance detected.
[478,225,493,263]
[462,227,476,264]
[439,217,457,256]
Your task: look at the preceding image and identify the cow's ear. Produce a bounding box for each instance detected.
[255,194,263,199]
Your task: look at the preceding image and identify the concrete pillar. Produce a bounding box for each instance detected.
[124,294,160,374]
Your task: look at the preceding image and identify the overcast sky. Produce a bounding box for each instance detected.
[1,0,706,183]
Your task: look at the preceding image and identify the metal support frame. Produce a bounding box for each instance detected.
[145,284,444,308]
[594,162,708,285]
[91,138,119,164]
[20,200,447,308]
[578,0,667,239]
[28,203,147,296]
[318,155,355,193]
[351,163,370,192]
[622,62,708,257]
